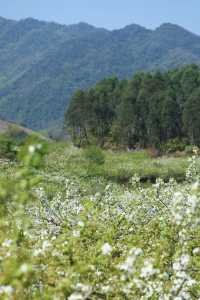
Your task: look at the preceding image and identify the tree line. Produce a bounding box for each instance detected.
[65,64,200,148]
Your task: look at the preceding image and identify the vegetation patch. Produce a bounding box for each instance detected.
[1,141,200,299]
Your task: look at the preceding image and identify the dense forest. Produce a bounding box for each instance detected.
[65,64,200,148]
[1,17,200,130]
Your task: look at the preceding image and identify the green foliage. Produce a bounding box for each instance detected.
[66,65,200,149]
[185,145,196,155]
[0,124,29,160]
[160,138,186,154]
[0,133,17,160]
[1,17,200,129]
[0,125,47,163]
[183,87,200,145]
[0,141,45,214]
[84,146,105,166]
[18,135,48,168]
[46,143,191,185]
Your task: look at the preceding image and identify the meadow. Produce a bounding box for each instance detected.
[0,141,200,299]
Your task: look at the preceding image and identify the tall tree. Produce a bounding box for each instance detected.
[183,88,200,145]
[161,91,182,140]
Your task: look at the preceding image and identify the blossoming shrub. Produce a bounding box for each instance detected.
[0,145,200,299]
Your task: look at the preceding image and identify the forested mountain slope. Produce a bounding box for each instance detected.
[0,17,200,129]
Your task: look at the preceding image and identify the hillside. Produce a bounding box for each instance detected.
[0,17,200,130]
[0,118,35,134]
[0,118,49,142]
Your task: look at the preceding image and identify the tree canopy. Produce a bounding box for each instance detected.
[65,65,200,148]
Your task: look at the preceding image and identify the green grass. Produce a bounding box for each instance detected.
[0,141,196,185]
[44,143,194,184]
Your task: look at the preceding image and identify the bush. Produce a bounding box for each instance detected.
[160,138,186,154]
[0,133,18,160]
[84,145,105,166]
[146,146,160,158]
[184,145,200,156]
[0,126,30,160]
[7,125,27,143]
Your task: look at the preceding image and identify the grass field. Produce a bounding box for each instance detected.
[45,143,194,184]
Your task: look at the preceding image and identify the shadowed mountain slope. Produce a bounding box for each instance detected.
[0,17,200,129]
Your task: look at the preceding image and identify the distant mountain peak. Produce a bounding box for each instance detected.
[0,16,15,24]
[68,21,107,33]
[112,23,150,39]
[77,21,95,28]
[157,23,185,30]
[156,22,199,36]
[20,17,46,26]
[122,23,148,31]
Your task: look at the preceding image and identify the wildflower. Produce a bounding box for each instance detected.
[0,285,14,295]
[20,263,29,273]
[140,259,159,278]
[5,252,11,257]
[28,145,36,154]
[72,230,80,237]
[77,221,84,227]
[42,240,51,250]
[119,257,134,272]
[68,293,84,300]
[33,248,43,257]
[188,195,198,210]
[193,147,199,155]
[173,192,183,200]
[180,254,190,266]
[129,247,143,256]
[36,143,42,150]
[173,254,190,273]
[101,243,113,255]
[192,181,199,190]
[68,284,92,300]
[119,248,142,272]
[96,270,102,277]
[101,285,111,293]
[193,247,200,255]
[173,262,181,272]
[76,283,92,294]
[2,239,12,247]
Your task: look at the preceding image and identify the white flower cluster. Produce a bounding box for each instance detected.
[6,151,198,299]
[68,283,92,300]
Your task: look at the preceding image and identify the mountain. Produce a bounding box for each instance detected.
[0,17,200,130]
[0,117,33,134]
[0,117,51,144]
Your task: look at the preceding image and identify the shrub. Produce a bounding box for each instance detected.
[7,125,27,143]
[0,133,18,160]
[146,146,160,158]
[84,145,105,166]
[160,138,186,154]
[184,145,200,156]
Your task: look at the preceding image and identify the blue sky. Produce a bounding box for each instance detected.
[0,0,199,34]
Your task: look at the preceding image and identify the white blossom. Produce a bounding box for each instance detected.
[101,243,113,255]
